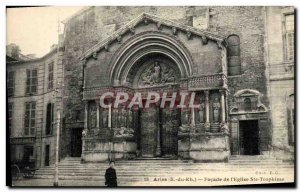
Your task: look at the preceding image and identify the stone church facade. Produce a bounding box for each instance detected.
[7,6,295,168]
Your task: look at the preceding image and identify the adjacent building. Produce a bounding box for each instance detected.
[264,6,294,160]
[8,43,64,168]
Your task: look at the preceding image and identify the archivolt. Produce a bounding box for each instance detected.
[109,32,194,86]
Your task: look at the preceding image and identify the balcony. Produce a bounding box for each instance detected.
[269,61,294,81]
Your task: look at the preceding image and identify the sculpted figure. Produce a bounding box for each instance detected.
[198,100,205,123]
[162,68,175,83]
[141,69,152,86]
[102,109,108,128]
[153,62,161,83]
[213,97,220,122]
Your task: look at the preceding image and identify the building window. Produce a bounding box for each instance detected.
[26,69,38,95]
[227,35,241,76]
[7,71,15,96]
[24,102,36,136]
[46,103,54,135]
[48,63,54,90]
[8,102,13,135]
[285,14,294,61]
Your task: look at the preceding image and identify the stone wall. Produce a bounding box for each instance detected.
[61,6,270,159]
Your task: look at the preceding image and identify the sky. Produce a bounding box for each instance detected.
[6,6,86,57]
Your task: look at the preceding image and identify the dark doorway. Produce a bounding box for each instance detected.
[71,128,83,157]
[239,120,260,155]
[23,146,34,168]
[44,145,50,166]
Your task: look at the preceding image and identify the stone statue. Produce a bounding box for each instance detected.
[198,100,205,123]
[82,129,87,137]
[120,107,127,128]
[127,109,133,128]
[213,97,220,122]
[102,109,108,128]
[89,104,97,128]
[182,111,191,125]
[112,109,118,128]
[179,111,191,133]
[153,62,161,83]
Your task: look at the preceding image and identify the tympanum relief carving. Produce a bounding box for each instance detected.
[138,61,178,88]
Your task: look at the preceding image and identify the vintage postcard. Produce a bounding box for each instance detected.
[6,6,295,187]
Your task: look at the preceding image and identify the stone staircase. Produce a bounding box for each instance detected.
[33,155,294,186]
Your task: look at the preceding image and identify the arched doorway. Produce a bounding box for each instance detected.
[108,32,193,159]
[128,53,181,158]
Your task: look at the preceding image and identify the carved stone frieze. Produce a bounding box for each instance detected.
[113,127,135,138]
[138,61,178,88]
[188,74,226,90]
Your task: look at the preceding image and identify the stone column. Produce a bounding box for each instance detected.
[108,104,112,128]
[155,105,162,157]
[220,90,226,123]
[190,92,196,133]
[82,101,88,157]
[191,107,195,125]
[96,101,100,129]
[204,90,210,132]
[219,89,229,134]
[84,101,88,131]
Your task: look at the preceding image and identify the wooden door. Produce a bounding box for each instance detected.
[140,107,158,157]
[161,108,180,157]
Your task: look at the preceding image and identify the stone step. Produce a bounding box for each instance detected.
[41,161,292,167]
[35,166,293,176]
[230,155,276,159]
[45,163,290,169]
[36,167,293,176]
[37,165,292,172]
[34,157,294,182]
[59,159,284,164]
[34,175,141,180]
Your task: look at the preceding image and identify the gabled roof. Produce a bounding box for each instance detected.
[80,13,226,60]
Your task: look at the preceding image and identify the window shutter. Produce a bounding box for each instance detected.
[26,70,31,94]
[51,103,54,134]
[24,103,30,135]
[7,71,15,96]
[31,69,38,94]
[30,102,36,135]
